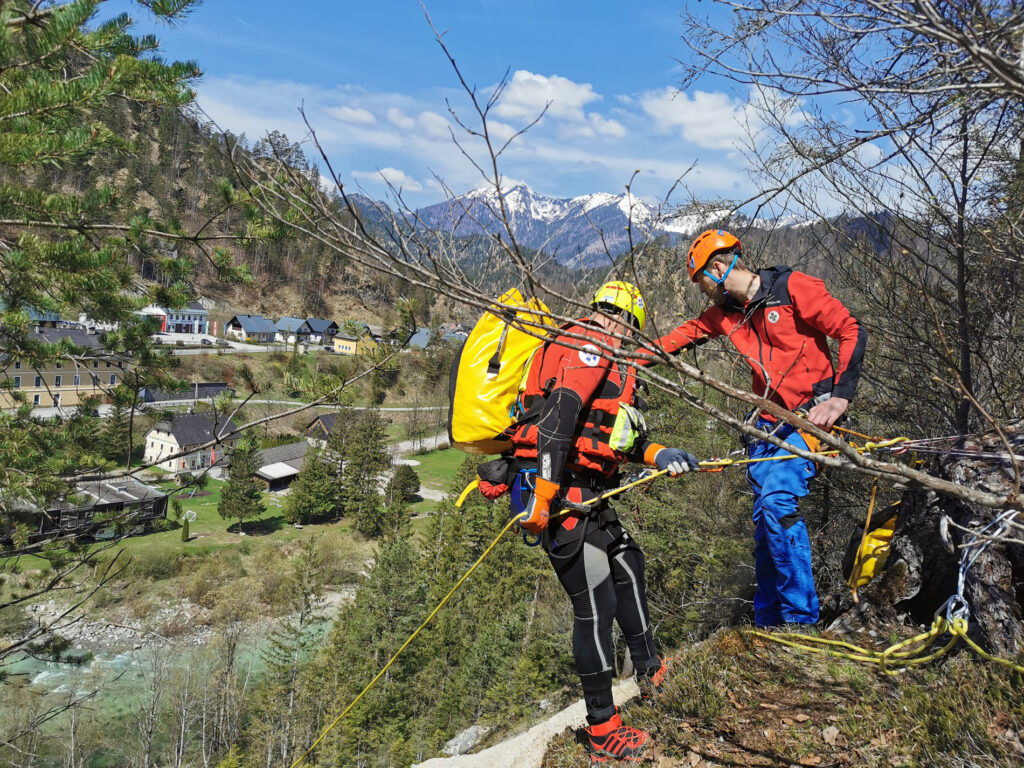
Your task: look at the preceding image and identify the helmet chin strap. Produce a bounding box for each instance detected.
[705,253,739,294]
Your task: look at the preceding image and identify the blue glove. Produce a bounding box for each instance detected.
[652,446,699,476]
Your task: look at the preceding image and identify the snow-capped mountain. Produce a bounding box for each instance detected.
[413,184,809,266]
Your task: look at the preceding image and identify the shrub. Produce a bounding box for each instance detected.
[0,604,31,637]
[257,562,295,611]
[150,517,175,532]
[127,549,179,582]
[181,551,245,606]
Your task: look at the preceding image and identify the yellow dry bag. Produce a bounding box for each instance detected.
[448,289,556,455]
[844,503,899,589]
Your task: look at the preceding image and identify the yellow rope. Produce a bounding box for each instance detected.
[948,618,1024,673]
[456,478,480,507]
[747,615,1024,675]
[697,436,910,470]
[288,513,524,768]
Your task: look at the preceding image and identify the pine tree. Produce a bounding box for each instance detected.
[99,400,131,466]
[343,409,391,537]
[284,446,336,524]
[324,412,350,521]
[244,540,325,766]
[0,0,250,686]
[385,464,420,506]
[217,440,265,533]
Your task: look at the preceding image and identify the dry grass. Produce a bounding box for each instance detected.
[541,628,1024,767]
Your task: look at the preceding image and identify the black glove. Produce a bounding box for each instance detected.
[653,447,699,476]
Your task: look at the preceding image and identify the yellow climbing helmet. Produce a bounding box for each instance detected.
[591,280,646,331]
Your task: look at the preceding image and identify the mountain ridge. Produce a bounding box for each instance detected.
[409,183,811,266]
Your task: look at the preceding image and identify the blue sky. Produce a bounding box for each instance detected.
[108,1,790,208]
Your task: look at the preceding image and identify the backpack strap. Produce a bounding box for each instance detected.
[486,315,514,379]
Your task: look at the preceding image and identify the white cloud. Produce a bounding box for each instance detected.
[387,107,416,130]
[495,70,600,122]
[192,74,770,206]
[417,111,451,140]
[640,88,748,150]
[325,105,376,125]
[557,113,627,140]
[352,167,424,193]
[588,113,626,137]
[487,120,519,141]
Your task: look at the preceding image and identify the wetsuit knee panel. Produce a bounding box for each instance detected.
[569,587,596,619]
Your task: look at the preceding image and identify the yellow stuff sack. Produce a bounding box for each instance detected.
[448,289,556,455]
[844,504,899,589]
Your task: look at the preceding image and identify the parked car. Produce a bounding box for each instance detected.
[152,336,163,344]
[201,338,213,346]
[216,339,230,347]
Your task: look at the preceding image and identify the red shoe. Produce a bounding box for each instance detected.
[637,656,667,703]
[585,709,650,762]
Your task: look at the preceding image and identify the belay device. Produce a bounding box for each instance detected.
[448,288,556,455]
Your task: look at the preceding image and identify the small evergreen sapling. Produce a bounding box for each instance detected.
[217,440,265,533]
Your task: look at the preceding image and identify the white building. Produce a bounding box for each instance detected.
[136,301,210,334]
[165,301,209,334]
[144,413,239,475]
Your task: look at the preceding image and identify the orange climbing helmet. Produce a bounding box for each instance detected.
[686,229,742,282]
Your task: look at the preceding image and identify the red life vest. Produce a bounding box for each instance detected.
[510,323,640,476]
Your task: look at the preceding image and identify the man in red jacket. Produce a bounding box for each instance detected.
[658,230,867,626]
[511,280,698,763]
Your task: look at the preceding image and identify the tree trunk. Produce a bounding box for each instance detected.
[829,421,1024,656]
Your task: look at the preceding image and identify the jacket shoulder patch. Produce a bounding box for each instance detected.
[578,344,601,367]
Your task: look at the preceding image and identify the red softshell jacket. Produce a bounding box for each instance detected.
[657,266,867,413]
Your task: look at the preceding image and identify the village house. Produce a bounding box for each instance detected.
[275,317,311,345]
[1,477,167,547]
[332,331,377,356]
[255,440,309,491]
[165,301,210,334]
[304,318,339,344]
[0,326,129,409]
[332,333,358,355]
[306,413,337,448]
[136,300,210,335]
[225,314,276,343]
[144,413,239,475]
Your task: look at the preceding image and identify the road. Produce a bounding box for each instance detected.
[391,432,448,456]
[153,331,309,355]
[242,399,446,411]
[23,400,446,419]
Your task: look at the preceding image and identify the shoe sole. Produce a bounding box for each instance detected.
[589,746,647,763]
[590,754,645,764]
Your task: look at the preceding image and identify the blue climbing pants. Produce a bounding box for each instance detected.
[746,420,820,626]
